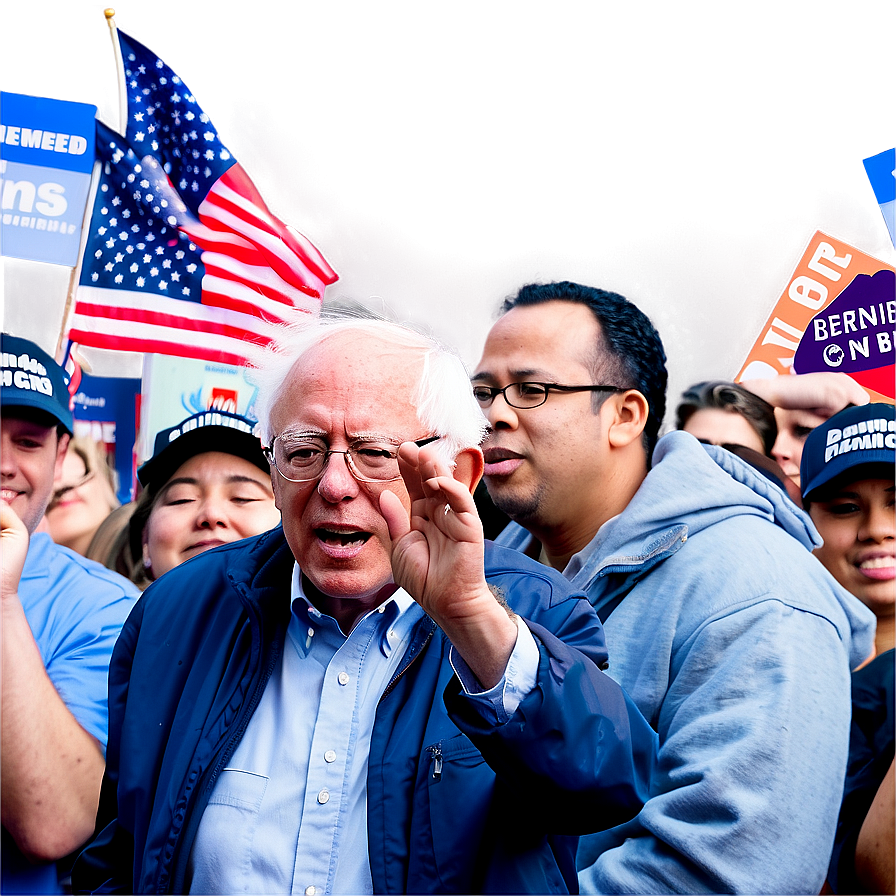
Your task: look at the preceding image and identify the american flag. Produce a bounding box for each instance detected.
[69,30,337,366]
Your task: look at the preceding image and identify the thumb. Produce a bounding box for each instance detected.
[379,489,411,543]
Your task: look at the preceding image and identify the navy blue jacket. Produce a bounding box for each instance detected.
[73,528,656,894]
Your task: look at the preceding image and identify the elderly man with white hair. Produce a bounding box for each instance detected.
[73,318,657,896]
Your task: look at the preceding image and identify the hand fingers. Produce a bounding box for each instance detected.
[379,488,412,543]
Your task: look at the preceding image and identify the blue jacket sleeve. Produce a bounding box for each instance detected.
[445,614,658,834]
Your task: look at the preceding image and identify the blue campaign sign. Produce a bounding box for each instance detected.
[72,371,142,504]
[863,148,895,248]
[1,92,97,266]
[1,92,96,172]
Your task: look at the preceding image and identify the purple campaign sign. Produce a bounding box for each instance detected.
[794,269,895,375]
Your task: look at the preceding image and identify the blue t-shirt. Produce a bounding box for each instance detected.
[1,534,138,895]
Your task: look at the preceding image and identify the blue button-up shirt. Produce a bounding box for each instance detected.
[187,564,537,895]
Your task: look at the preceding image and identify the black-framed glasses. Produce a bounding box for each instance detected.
[264,434,441,483]
[471,382,627,409]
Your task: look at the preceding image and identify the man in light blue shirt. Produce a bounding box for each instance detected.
[74,317,658,895]
[1,333,138,894]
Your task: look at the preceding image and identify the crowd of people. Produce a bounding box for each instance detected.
[0,277,892,896]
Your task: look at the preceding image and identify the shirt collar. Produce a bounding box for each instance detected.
[289,563,417,658]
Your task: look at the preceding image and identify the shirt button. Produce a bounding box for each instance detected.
[338,671,350,685]
[317,789,330,804]
[305,887,316,895]
[307,626,315,637]
[324,750,336,763]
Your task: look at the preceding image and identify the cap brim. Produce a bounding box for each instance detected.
[137,425,270,490]
[1,391,74,435]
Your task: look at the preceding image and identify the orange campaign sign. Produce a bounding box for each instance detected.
[736,231,895,403]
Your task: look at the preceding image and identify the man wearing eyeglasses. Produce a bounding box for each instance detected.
[473,282,877,895]
[1,333,139,895]
[74,317,659,895]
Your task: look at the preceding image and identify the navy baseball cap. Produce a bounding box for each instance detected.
[1,333,74,435]
[137,410,270,491]
[800,403,895,501]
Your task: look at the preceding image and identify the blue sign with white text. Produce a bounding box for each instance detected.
[1,92,97,265]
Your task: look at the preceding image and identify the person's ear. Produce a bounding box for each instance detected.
[606,390,650,449]
[452,447,484,494]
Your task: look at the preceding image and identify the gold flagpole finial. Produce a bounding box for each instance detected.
[104,8,116,19]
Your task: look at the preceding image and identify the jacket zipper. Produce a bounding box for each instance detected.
[379,618,435,702]
[429,744,443,781]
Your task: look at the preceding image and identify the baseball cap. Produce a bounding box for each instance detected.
[137,410,270,491]
[1,333,74,435]
[800,403,896,501]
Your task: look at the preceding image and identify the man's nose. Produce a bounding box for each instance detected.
[485,393,520,431]
[0,433,16,477]
[316,451,361,503]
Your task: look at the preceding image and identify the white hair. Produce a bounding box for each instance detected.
[248,315,487,467]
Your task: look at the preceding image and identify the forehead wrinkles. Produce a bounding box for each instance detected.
[273,334,423,431]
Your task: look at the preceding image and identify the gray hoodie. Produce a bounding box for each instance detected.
[496,431,876,895]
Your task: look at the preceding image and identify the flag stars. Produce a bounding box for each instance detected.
[171,92,181,103]
[105,238,115,248]
[136,276,145,287]
[134,112,144,122]
[114,274,124,284]
[105,262,114,272]
[159,281,168,290]
[182,287,190,296]
[170,271,180,282]
[114,253,124,263]
[155,246,165,255]
[162,259,171,269]
[150,267,159,277]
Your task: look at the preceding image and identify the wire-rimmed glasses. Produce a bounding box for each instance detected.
[471,382,627,409]
[264,433,441,483]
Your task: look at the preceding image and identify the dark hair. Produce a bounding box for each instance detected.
[501,281,667,457]
[675,381,777,456]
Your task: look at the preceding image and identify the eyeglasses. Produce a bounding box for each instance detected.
[48,470,96,509]
[264,434,441,483]
[471,382,627,409]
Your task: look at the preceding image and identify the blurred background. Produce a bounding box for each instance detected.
[2,0,894,423]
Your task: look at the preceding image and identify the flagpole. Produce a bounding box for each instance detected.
[105,8,128,132]
[55,9,126,362]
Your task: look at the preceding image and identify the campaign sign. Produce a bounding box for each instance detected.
[139,354,261,465]
[0,92,96,266]
[863,148,895,248]
[72,371,141,503]
[736,231,894,403]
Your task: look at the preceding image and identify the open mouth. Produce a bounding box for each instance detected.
[315,528,372,548]
[857,556,896,580]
